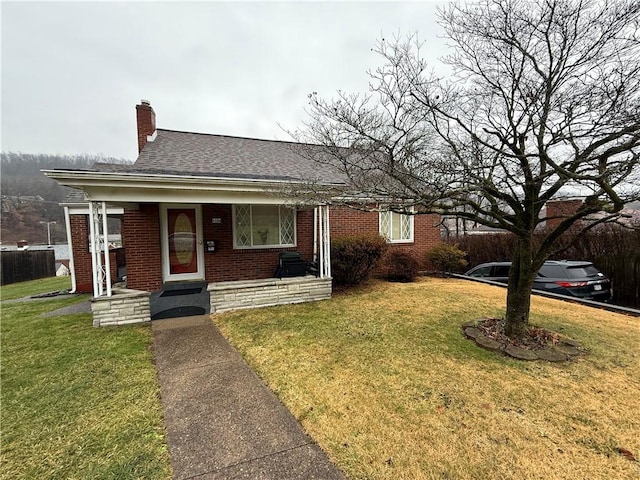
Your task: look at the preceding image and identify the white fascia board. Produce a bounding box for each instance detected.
[44,169,298,192]
[83,186,295,204]
[42,169,337,204]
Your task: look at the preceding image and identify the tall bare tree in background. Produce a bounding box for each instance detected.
[295,0,640,338]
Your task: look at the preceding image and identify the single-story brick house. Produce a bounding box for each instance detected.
[45,101,441,326]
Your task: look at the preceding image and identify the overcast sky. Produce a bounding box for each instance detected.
[1,1,450,161]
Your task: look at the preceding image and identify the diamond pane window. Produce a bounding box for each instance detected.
[401,214,412,239]
[235,205,251,247]
[379,209,413,242]
[233,205,296,248]
[380,211,390,238]
[280,207,295,245]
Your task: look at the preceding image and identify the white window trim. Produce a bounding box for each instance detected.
[232,204,297,249]
[379,208,414,243]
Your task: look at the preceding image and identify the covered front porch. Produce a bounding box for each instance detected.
[48,169,335,326]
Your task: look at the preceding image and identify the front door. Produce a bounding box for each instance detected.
[161,205,205,282]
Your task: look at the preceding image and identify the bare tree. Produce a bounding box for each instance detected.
[294,0,640,338]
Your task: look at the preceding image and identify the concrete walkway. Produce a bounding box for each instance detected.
[152,315,345,480]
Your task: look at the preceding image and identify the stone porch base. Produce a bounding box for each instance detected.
[90,277,331,326]
[208,276,332,313]
[91,288,151,327]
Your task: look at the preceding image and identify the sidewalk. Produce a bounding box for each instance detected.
[152,315,345,480]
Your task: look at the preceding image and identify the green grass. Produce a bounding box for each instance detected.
[0,276,72,301]
[0,278,171,480]
[216,277,640,480]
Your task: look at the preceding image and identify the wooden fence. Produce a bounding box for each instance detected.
[0,250,55,285]
[595,254,640,309]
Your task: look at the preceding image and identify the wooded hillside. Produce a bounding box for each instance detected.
[0,152,130,245]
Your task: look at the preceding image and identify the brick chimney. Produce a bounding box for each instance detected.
[136,99,156,153]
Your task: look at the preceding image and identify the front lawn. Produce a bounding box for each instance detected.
[215,277,640,480]
[0,278,171,480]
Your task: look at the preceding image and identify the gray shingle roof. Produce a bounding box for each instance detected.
[122,129,347,184]
[63,188,87,203]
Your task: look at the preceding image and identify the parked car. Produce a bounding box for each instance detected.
[464,260,612,302]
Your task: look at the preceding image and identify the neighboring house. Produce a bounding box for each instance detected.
[45,100,441,326]
[544,199,640,230]
[55,262,70,277]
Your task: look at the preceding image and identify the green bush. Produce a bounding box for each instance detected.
[383,250,420,282]
[425,243,468,275]
[331,234,388,286]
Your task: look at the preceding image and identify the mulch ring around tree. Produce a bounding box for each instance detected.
[462,318,586,362]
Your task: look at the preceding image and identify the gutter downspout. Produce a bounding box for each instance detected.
[63,206,77,293]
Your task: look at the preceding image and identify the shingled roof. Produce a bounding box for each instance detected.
[105,129,347,184]
[62,189,86,203]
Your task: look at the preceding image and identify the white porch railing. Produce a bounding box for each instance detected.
[88,201,112,298]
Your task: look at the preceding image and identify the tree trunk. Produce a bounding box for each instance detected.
[505,236,537,339]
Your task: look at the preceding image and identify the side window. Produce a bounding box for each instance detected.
[538,265,564,278]
[469,266,492,277]
[566,265,599,278]
[493,265,510,277]
[379,209,414,243]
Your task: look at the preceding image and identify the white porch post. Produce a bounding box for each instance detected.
[88,201,112,298]
[101,201,112,297]
[316,205,331,279]
[313,207,318,264]
[317,206,322,276]
[88,201,100,297]
[324,205,331,278]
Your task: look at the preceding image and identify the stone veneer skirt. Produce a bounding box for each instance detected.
[208,276,332,313]
[90,277,332,326]
[91,288,151,327]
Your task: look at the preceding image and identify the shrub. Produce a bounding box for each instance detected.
[450,234,515,266]
[331,234,388,286]
[426,243,468,275]
[383,250,420,282]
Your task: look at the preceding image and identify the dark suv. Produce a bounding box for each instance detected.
[464,260,612,302]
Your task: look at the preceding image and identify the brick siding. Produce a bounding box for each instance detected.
[122,204,163,292]
[329,206,442,267]
[69,215,118,293]
[202,205,314,282]
[329,206,379,237]
[72,203,442,293]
